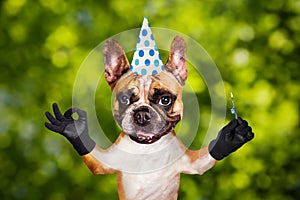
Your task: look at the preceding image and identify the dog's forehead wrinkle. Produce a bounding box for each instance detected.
[151,73,182,95]
[138,76,152,101]
[118,87,136,96]
[141,75,152,88]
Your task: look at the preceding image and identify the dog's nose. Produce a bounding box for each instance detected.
[134,109,151,126]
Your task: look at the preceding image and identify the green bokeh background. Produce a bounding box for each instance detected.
[0,0,299,199]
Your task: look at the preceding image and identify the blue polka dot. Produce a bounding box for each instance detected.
[145,59,150,66]
[134,72,138,75]
[138,37,141,43]
[141,68,147,75]
[130,65,133,71]
[158,54,162,60]
[148,22,150,27]
[144,40,150,47]
[152,70,158,75]
[154,59,159,66]
[154,45,158,51]
[142,29,147,36]
[161,65,165,71]
[151,34,154,41]
[135,59,139,65]
[139,50,144,57]
[149,49,154,56]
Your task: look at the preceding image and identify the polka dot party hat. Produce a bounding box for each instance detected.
[130,17,164,76]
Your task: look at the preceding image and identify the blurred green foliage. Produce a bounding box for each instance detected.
[0,0,300,199]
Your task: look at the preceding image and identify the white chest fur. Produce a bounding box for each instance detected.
[92,134,186,173]
[90,133,216,200]
[120,168,180,200]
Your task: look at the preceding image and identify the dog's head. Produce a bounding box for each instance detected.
[103,36,187,144]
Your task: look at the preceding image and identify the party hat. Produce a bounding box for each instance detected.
[130,17,164,76]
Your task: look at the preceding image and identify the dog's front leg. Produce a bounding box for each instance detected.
[182,147,217,175]
[82,146,117,175]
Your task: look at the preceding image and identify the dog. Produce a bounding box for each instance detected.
[45,36,254,200]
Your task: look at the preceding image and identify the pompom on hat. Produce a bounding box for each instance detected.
[130,17,165,76]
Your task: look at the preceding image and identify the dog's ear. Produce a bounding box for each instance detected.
[103,39,130,89]
[165,36,188,86]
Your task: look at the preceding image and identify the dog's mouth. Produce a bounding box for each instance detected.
[129,121,177,144]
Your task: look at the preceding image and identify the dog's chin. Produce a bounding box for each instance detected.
[128,122,177,144]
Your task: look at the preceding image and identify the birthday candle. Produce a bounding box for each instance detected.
[230,92,238,120]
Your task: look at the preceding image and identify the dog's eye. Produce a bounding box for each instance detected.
[119,95,130,105]
[159,96,172,106]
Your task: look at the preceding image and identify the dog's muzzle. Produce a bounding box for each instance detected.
[123,105,180,144]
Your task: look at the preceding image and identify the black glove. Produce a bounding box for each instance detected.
[209,117,254,160]
[45,103,96,156]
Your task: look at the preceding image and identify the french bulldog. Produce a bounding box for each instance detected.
[45,36,254,200]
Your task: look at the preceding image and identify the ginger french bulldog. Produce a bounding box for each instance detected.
[45,36,254,200]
